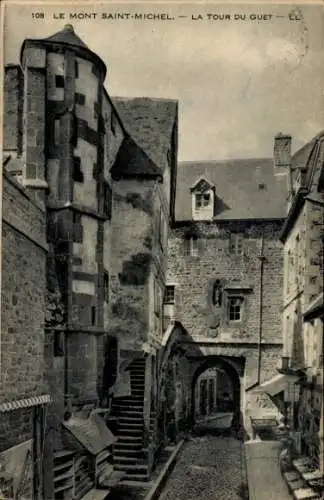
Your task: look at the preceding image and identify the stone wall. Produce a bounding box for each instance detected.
[0,172,48,496]
[1,172,47,403]
[3,65,23,154]
[167,220,284,345]
[109,178,156,359]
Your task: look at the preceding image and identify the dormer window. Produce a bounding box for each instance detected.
[195,192,211,209]
[190,176,214,221]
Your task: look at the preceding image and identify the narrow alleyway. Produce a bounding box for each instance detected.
[159,424,247,500]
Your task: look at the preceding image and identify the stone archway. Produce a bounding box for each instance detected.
[190,356,242,425]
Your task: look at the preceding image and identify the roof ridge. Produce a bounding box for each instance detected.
[112,96,178,104]
[179,157,272,164]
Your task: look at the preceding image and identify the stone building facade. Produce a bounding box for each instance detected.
[278,132,324,472]
[164,149,290,432]
[0,169,50,499]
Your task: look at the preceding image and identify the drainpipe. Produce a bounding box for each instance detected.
[63,331,69,418]
[257,231,266,385]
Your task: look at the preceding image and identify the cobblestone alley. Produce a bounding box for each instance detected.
[159,431,247,500]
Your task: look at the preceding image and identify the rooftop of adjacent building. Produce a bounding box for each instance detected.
[291,129,324,172]
[175,157,288,221]
[111,97,178,178]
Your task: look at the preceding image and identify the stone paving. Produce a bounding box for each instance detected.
[159,431,247,500]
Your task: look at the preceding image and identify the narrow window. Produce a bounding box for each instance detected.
[93,163,99,180]
[54,119,60,146]
[184,235,199,257]
[164,285,175,305]
[75,61,79,78]
[229,234,243,255]
[158,209,164,250]
[191,236,199,257]
[228,296,243,322]
[73,212,81,224]
[104,271,109,303]
[154,280,161,316]
[75,92,86,106]
[91,306,96,326]
[54,331,64,357]
[55,75,65,88]
[72,212,83,243]
[72,157,84,183]
[103,182,112,219]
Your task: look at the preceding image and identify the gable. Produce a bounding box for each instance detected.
[191,177,214,193]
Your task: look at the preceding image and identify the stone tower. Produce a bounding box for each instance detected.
[21,24,109,410]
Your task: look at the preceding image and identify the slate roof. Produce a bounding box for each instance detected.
[175,158,288,221]
[45,24,89,50]
[20,25,106,76]
[110,135,162,179]
[63,414,116,456]
[112,97,178,172]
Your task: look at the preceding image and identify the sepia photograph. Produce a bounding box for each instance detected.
[0,2,323,499]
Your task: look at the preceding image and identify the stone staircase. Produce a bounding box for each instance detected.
[112,357,150,482]
[283,457,323,499]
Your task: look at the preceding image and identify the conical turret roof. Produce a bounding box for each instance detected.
[20,24,106,78]
[45,24,89,50]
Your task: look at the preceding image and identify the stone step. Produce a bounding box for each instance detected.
[114,410,144,418]
[113,401,143,409]
[117,434,143,443]
[118,416,143,423]
[120,473,150,482]
[130,364,146,370]
[114,463,148,473]
[114,443,143,453]
[114,455,146,465]
[114,449,145,459]
[131,383,145,389]
[118,395,144,401]
[117,428,143,437]
[119,421,144,429]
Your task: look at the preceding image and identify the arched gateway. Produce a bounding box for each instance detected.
[157,322,281,442]
[191,356,243,424]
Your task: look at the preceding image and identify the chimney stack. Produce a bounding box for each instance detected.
[274,132,292,170]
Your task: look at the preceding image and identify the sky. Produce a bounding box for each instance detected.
[3,2,324,161]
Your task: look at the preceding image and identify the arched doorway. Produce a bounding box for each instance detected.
[191,356,242,426]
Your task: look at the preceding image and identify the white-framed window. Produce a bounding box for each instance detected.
[195,192,211,209]
[228,296,244,322]
[191,177,214,221]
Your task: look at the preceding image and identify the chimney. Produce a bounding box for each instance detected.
[274,133,292,170]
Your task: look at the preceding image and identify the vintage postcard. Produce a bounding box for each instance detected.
[1,1,324,500]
